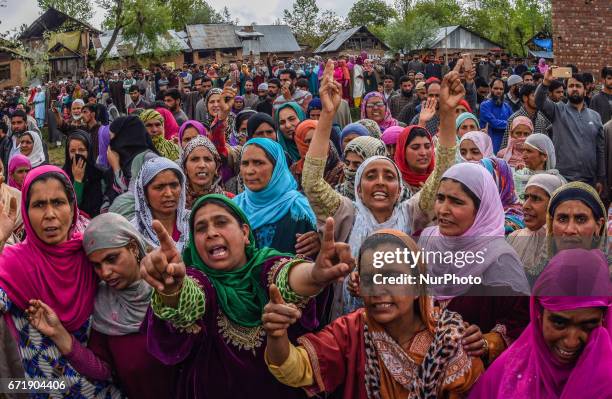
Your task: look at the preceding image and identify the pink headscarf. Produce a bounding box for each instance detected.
[381,126,403,145]
[360,92,399,131]
[0,165,97,332]
[156,107,179,139]
[7,155,31,190]
[538,58,549,75]
[459,131,494,161]
[469,248,612,399]
[498,116,533,168]
[178,120,208,146]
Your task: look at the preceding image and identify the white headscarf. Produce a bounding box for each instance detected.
[19,131,46,167]
[525,173,566,197]
[524,133,556,170]
[348,155,409,256]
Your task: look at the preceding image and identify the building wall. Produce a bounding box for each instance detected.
[0,59,26,89]
[193,49,244,65]
[100,53,185,72]
[552,0,612,75]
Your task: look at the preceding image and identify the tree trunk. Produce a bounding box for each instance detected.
[94,0,124,72]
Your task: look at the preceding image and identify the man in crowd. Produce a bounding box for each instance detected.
[183,76,212,120]
[504,75,523,113]
[164,88,188,126]
[381,75,396,102]
[273,69,312,111]
[257,78,280,116]
[243,79,259,109]
[410,78,441,133]
[502,84,552,147]
[86,93,108,125]
[521,71,534,85]
[536,71,604,189]
[480,78,512,153]
[80,104,102,160]
[548,80,565,103]
[591,67,612,124]
[424,54,442,79]
[1,111,28,175]
[406,53,425,74]
[386,54,405,89]
[388,76,416,118]
[127,85,150,113]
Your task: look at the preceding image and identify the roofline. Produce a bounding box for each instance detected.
[19,6,101,40]
[433,25,505,49]
[314,25,390,54]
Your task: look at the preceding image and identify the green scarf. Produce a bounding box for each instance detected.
[274,102,304,164]
[182,194,289,327]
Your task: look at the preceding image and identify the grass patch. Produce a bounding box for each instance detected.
[41,127,64,166]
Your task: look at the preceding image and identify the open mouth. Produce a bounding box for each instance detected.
[43,226,60,235]
[372,191,388,200]
[438,218,455,227]
[208,245,228,260]
[553,345,579,362]
[162,200,177,208]
[370,302,394,310]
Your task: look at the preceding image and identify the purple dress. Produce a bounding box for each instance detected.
[143,257,317,399]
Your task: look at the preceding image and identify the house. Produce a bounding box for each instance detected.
[413,26,503,58]
[18,7,101,80]
[93,29,190,71]
[0,46,31,89]
[314,26,389,58]
[525,31,553,61]
[185,24,300,64]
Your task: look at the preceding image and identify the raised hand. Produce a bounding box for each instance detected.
[0,197,17,243]
[71,156,86,183]
[295,231,321,258]
[419,97,438,125]
[218,87,237,121]
[281,82,292,100]
[347,271,360,297]
[543,66,555,85]
[262,284,301,338]
[26,299,65,338]
[140,220,185,296]
[439,59,466,112]
[310,218,354,286]
[319,59,342,114]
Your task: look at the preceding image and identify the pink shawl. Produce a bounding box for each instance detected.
[469,248,612,399]
[459,131,494,161]
[156,107,179,139]
[360,92,398,131]
[7,155,31,190]
[0,165,97,331]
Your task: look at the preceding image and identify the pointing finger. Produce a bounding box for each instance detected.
[152,220,177,255]
[321,217,335,250]
[269,284,285,305]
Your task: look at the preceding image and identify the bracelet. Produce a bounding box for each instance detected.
[157,281,183,298]
[481,337,489,358]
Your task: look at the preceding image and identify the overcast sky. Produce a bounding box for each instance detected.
[1,0,364,33]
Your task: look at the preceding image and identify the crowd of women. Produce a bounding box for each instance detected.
[0,58,610,399]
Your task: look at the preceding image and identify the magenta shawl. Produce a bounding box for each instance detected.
[459,131,494,161]
[156,107,180,140]
[469,248,612,399]
[7,154,31,190]
[178,120,208,146]
[360,92,398,131]
[0,165,97,332]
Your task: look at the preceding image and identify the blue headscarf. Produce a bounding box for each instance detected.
[455,112,480,131]
[274,102,305,163]
[233,138,316,231]
[340,122,370,149]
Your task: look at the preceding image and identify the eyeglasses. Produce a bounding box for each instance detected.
[366,102,385,109]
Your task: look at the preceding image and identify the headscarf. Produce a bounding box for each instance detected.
[457,98,472,113]
[348,156,409,257]
[337,136,387,200]
[133,157,190,252]
[293,119,318,174]
[246,112,275,139]
[419,162,530,297]
[468,248,612,399]
[140,109,164,125]
[274,102,305,163]
[233,138,315,231]
[109,115,158,179]
[7,154,31,190]
[340,122,370,148]
[180,135,225,208]
[0,166,97,331]
[232,109,256,146]
[62,131,105,218]
[524,133,556,170]
[140,109,180,160]
[178,120,208,146]
[307,98,322,117]
[455,112,480,132]
[203,88,223,126]
[83,213,153,336]
[498,116,533,168]
[537,58,549,75]
[232,95,244,114]
[480,157,525,233]
[97,124,111,168]
[459,131,494,161]
[525,173,566,197]
[360,92,398,131]
[381,126,403,146]
[357,118,383,139]
[183,194,288,327]
[394,126,435,188]
[19,131,45,167]
[108,192,136,220]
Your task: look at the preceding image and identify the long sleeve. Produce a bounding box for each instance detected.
[464,82,477,116]
[151,276,206,330]
[73,180,85,206]
[596,122,605,180]
[479,102,510,130]
[64,335,112,381]
[535,83,556,121]
[208,118,229,158]
[301,154,341,220]
[418,143,457,213]
[265,343,314,388]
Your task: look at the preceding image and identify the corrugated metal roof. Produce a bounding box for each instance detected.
[250,25,300,53]
[186,24,242,50]
[528,50,554,59]
[95,29,189,59]
[19,7,101,40]
[425,26,503,50]
[314,26,362,53]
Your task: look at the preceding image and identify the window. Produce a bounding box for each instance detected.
[198,50,214,59]
[0,64,10,81]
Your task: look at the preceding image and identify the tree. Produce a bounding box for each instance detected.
[383,14,438,53]
[347,0,396,28]
[317,10,346,45]
[37,0,94,22]
[168,0,222,29]
[283,0,320,47]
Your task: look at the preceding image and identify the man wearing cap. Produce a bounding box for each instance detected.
[505,75,523,113]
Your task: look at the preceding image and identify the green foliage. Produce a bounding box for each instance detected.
[347,0,396,28]
[25,45,49,82]
[383,14,439,53]
[317,10,347,47]
[283,0,320,48]
[37,0,94,22]
[167,0,223,29]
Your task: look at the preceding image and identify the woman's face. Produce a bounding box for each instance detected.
[457,120,478,138]
[181,127,200,148]
[522,145,547,171]
[28,178,73,245]
[366,97,386,122]
[193,203,249,271]
[511,124,532,141]
[234,99,244,110]
[252,122,276,140]
[238,119,249,138]
[455,105,468,115]
[459,139,483,162]
[434,179,478,236]
[240,145,274,192]
[68,138,88,160]
[20,134,34,156]
[303,129,315,146]
[522,186,549,231]
[405,136,432,173]
[386,144,396,158]
[542,307,604,364]
[358,159,400,215]
[13,166,30,187]
[207,93,221,116]
[552,200,605,251]
[144,119,164,137]
[145,170,181,219]
[344,151,364,173]
[341,133,360,150]
[186,146,217,189]
[89,244,140,290]
[278,107,300,140]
